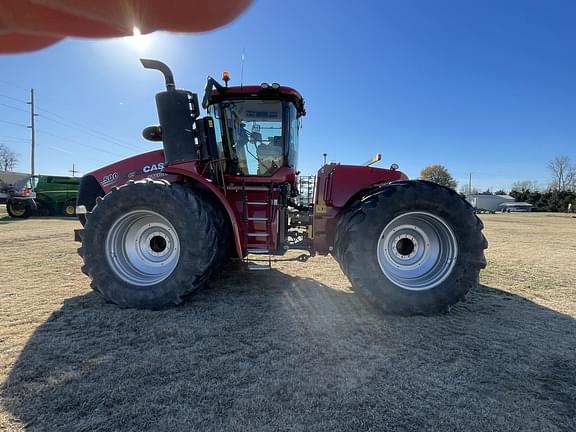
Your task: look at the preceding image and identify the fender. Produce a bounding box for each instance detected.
[162,161,244,258]
[312,163,409,255]
[316,163,408,208]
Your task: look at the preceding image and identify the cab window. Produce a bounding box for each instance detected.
[220,100,284,176]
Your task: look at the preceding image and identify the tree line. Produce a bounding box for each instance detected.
[419,155,576,212]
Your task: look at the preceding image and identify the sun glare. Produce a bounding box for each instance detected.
[126,26,152,51]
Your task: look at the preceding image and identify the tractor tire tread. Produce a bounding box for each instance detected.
[80,178,220,309]
[334,180,487,315]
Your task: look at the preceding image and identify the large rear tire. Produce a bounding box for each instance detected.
[334,180,487,315]
[78,179,222,309]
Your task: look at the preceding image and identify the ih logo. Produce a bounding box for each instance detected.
[143,163,164,173]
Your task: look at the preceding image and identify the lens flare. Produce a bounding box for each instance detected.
[126,26,151,51]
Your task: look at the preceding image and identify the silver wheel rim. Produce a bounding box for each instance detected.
[106,210,180,286]
[376,211,458,291]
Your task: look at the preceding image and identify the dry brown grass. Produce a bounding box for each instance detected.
[0,212,575,431]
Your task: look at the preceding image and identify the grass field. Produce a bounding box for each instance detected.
[1,211,575,431]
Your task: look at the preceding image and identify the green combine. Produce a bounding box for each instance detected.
[4,175,80,219]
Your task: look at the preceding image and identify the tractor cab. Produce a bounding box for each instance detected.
[205,84,305,178]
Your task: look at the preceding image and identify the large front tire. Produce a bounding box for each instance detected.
[334,180,487,315]
[79,179,221,309]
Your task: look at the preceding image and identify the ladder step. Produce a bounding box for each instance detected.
[247,217,269,221]
[247,248,270,254]
[248,264,271,271]
[246,201,267,205]
[247,232,269,237]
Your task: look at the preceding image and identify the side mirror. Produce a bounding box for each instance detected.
[142,125,162,141]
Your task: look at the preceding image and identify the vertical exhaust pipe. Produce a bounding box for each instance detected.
[140,59,176,91]
[140,59,200,165]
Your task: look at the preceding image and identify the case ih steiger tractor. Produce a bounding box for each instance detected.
[74,59,487,315]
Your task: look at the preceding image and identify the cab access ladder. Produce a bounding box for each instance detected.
[241,182,276,270]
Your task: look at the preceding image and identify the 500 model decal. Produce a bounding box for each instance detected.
[102,172,119,185]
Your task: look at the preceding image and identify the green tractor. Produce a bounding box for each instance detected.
[6,175,80,219]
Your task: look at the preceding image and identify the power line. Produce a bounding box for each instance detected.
[0,134,28,142]
[36,129,126,158]
[2,89,149,161]
[45,145,108,165]
[37,106,146,151]
[0,140,28,147]
[0,101,29,113]
[0,93,27,104]
[3,90,147,152]
[37,111,144,152]
[3,88,143,150]
[0,79,29,92]
[0,119,27,128]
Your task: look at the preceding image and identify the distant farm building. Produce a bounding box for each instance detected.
[499,202,533,212]
[468,194,515,212]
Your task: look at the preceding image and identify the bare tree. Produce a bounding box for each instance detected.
[420,164,457,189]
[0,144,19,171]
[511,180,539,193]
[548,155,576,191]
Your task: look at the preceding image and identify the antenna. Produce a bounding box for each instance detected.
[240,50,245,89]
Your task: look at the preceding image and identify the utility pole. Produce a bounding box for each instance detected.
[68,163,79,177]
[27,88,38,189]
[468,172,472,198]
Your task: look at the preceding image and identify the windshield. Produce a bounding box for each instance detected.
[219,100,285,176]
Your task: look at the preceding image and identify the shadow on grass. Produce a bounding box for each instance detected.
[2,269,575,431]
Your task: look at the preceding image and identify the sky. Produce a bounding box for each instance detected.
[0,0,575,192]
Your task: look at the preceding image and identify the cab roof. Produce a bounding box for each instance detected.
[209,85,305,116]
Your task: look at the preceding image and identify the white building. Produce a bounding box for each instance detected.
[499,202,533,212]
[468,194,515,212]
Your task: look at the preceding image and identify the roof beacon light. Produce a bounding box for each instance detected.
[222,71,230,87]
[271,82,280,89]
[261,82,270,89]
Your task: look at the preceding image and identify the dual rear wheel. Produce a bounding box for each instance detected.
[334,181,487,315]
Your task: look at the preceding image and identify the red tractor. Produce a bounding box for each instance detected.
[75,59,487,315]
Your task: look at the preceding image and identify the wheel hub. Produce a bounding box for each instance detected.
[393,234,418,259]
[147,232,170,256]
[376,212,458,291]
[106,210,180,286]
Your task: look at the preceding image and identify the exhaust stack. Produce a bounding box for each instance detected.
[140,58,200,165]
